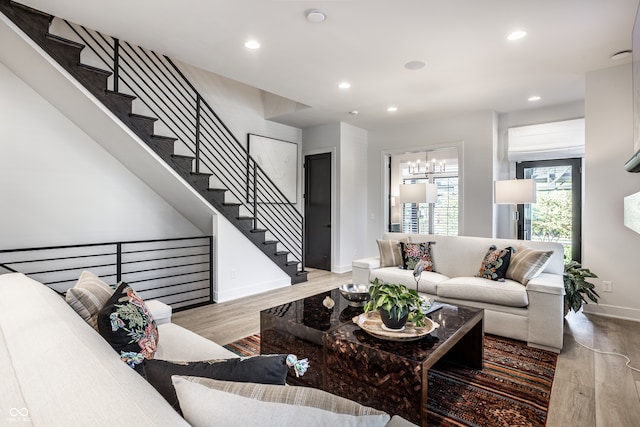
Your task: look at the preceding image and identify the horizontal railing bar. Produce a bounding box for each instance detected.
[27,263,117,276]
[130,278,208,292]
[0,252,116,265]
[121,243,209,255]
[138,286,209,300]
[122,269,210,283]
[0,263,19,273]
[120,254,209,266]
[0,236,208,253]
[122,262,209,276]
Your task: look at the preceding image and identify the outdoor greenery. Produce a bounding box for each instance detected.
[531,189,572,261]
[364,279,426,327]
[531,189,571,242]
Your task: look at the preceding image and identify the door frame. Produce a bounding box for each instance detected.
[302,147,336,272]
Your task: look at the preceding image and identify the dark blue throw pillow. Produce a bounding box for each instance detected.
[141,355,289,412]
[97,282,158,369]
[476,245,514,281]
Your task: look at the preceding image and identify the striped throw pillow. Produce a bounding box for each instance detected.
[65,271,114,329]
[506,245,554,285]
[376,239,403,267]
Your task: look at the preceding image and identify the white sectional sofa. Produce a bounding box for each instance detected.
[352,233,565,353]
[0,273,416,426]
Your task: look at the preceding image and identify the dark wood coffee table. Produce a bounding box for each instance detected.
[260,289,484,426]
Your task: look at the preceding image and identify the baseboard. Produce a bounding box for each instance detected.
[582,303,640,322]
[213,277,290,303]
[333,264,352,274]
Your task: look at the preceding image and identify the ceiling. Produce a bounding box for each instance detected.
[18,0,640,130]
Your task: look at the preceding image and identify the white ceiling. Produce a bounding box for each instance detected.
[18,0,640,130]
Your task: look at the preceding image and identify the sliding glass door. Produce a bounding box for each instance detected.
[516,158,582,262]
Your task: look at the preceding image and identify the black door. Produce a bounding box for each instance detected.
[304,153,331,270]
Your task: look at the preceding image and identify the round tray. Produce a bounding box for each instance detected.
[353,311,439,342]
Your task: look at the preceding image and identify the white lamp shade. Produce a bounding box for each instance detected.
[426,183,438,203]
[399,183,438,204]
[400,183,427,203]
[494,179,537,204]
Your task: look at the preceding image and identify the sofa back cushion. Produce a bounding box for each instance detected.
[383,233,563,278]
[0,273,188,426]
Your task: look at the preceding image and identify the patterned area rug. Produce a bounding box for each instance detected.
[224,334,557,427]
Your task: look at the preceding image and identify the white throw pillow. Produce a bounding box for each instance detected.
[172,376,391,427]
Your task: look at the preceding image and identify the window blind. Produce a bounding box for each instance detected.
[508,118,585,162]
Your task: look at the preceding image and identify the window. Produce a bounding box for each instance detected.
[433,176,459,235]
[389,149,459,235]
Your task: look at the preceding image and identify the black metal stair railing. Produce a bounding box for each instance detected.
[58,19,304,271]
[0,236,213,311]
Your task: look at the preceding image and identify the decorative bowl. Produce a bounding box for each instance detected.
[339,283,371,307]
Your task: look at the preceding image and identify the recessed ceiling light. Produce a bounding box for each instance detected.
[405,60,426,70]
[387,106,398,112]
[306,10,326,23]
[244,40,260,49]
[338,82,351,89]
[507,31,527,41]
[611,50,632,60]
[528,96,541,102]
[349,110,359,115]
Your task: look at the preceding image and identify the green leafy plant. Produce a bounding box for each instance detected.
[364,278,426,327]
[563,261,599,314]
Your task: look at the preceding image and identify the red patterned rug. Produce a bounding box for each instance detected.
[224,334,557,427]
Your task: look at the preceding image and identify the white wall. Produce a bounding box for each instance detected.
[337,123,368,271]
[584,62,640,321]
[302,123,368,273]
[365,111,496,256]
[0,62,201,247]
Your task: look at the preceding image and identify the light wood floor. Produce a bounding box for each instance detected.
[173,269,640,427]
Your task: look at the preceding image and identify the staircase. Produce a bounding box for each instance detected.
[0,0,307,284]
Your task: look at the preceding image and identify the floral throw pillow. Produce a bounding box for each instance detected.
[476,245,514,281]
[399,242,435,272]
[97,282,158,369]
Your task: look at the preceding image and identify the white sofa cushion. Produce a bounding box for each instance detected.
[437,277,529,307]
[155,322,239,362]
[0,273,189,426]
[371,267,449,294]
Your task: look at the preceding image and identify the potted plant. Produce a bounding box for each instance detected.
[364,278,426,329]
[563,260,599,315]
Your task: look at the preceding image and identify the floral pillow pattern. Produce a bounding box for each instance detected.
[399,242,435,272]
[476,245,514,281]
[97,282,158,369]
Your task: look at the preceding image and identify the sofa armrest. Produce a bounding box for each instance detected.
[146,299,172,325]
[352,257,380,284]
[525,273,564,295]
[525,273,564,352]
